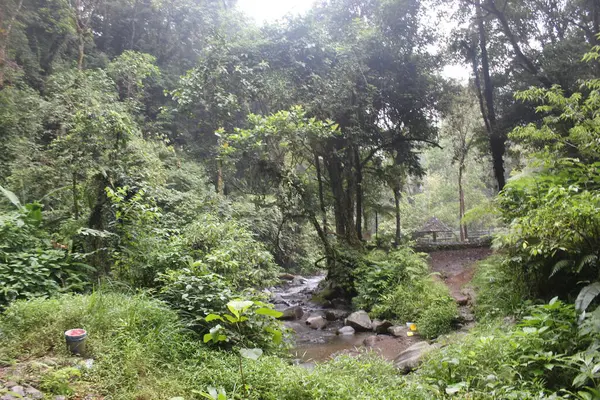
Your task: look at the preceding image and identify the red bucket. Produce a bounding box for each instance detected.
[65,328,87,355]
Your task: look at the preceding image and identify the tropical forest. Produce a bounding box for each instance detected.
[1,0,600,398]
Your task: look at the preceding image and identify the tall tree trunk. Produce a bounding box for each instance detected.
[393,186,401,245]
[458,163,466,241]
[216,159,224,195]
[0,0,24,87]
[354,147,363,241]
[314,152,327,231]
[475,0,506,190]
[72,173,79,220]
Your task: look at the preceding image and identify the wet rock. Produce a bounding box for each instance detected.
[337,326,355,335]
[279,273,295,281]
[455,295,469,306]
[292,276,307,285]
[306,316,327,330]
[458,307,475,323]
[363,335,382,347]
[307,311,327,319]
[325,309,349,321]
[394,341,434,373]
[372,319,393,334]
[272,294,290,305]
[345,310,372,332]
[25,387,43,399]
[280,306,304,320]
[10,386,25,397]
[387,325,406,337]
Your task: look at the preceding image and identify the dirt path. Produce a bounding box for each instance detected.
[429,248,492,299]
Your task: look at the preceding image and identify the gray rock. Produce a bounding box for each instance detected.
[372,319,393,334]
[394,341,434,373]
[272,294,290,305]
[387,325,406,337]
[292,276,307,285]
[325,309,349,321]
[25,387,43,399]
[1,395,17,400]
[10,386,25,397]
[307,311,327,319]
[279,273,295,281]
[54,397,67,400]
[4,383,17,389]
[337,326,355,335]
[345,310,372,332]
[306,316,327,330]
[279,306,304,320]
[455,295,469,306]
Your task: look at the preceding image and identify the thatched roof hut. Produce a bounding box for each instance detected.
[417,217,453,242]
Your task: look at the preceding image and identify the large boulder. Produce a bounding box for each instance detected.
[387,325,407,337]
[280,306,304,320]
[337,326,355,335]
[394,341,434,373]
[306,316,327,330]
[345,310,372,332]
[372,319,393,334]
[325,309,350,321]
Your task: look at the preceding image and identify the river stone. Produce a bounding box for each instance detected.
[337,326,355,335]
[325,309,349,321]
[292,276,307,285]
[372,319,393,334]
[455,295,469,306]
[10,386,25,397]
[280,306,303,320]
[345,310,372,331]
[306,316,327,330]
[387,325,406,337]
[25,387,43,399]
[394,341,434,373]
[279,273,295,281]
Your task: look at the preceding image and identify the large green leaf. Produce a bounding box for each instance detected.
[255,307,283,318]
[576,282,600,312]
[0,186,21,208]
[239,348,263,360]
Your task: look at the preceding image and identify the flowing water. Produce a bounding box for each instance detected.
[271,275,412,364]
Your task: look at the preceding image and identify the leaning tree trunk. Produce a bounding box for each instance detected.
[475,0,505,191]
[0,0,24,87]
[393,186,401,245]
[458,163,467,242]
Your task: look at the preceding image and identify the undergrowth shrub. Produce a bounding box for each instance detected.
[0,293,433,399]
[371,278,457,339]
[157,265,287,351]
[0,192,93,307]
[472,254,530,320]
[183,214,280,289]
[352,247,429,311]
[414,299,600,399]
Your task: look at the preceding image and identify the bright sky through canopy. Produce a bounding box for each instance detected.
[236,0,316,23]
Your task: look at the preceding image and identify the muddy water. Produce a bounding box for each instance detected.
[271,275,411,363]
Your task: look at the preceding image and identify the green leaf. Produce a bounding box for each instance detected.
[576,282,600,312]
[203,333,212,343]
[205,314,224,322]
[255,307,283,318]
[227,300,253,317]
[0,185,21,208]
[240,348,263,360]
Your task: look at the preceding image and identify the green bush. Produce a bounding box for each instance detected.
[0,195,93,307]
[352,247,429,311]
[0,293,436,399]
[414,299,600,399]
[372,277,457,339]
[472,254,530,320]
[183,214,280,289]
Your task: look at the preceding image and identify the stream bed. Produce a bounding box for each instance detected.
[270,275,416,364]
